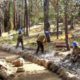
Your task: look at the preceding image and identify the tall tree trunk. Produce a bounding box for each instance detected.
[0,21,2,36]
[18,15,21,29]
[70,14,74,30]
[7,1,10,32]
[24,0,29,36]
[0,17,2,36]
[64,0,70,50]
[44,0,50,31]
[13,0,16,30]
[56,0,59,39]
[4,0,10,32]
[44,0,51,42]
[0,28,1,36]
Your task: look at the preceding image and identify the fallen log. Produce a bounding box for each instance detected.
[54,42,72,48]
[12,58,25,67]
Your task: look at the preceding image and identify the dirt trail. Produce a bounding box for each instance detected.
[0,50,61,80]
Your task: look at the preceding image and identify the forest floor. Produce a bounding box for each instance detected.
[1,24,80,47]
[0,50,61,80]
[0,24,80,79]
[0,24,73,49]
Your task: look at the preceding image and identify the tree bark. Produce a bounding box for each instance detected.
[64,0,70,50]
[70,14,74,30]
[56,0,59,39]
[4,0,10,32]
[0,25,2,36]
[44,0,50,31]
[13,0,16,30]
[24,0,29,36]
[44,0,51,42]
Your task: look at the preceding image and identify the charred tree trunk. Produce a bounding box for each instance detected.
[44,0,51,42]
[64,0,70,50]
[24,0,29,36]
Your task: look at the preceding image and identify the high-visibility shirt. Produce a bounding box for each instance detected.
[37,35,46,43]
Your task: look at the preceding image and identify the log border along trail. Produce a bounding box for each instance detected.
[0,43,79,80]
[0,50,61,80]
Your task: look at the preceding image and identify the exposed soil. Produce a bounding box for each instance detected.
[0,50,61,80]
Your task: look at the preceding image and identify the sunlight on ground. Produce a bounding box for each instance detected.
[24,61,45,72]
[2,30,16,37]
[0,50,61,80]
[0,24,73,47]
[51,34,72,42]
[14,61,61,80]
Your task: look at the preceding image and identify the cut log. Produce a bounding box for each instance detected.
[5,55,19,63]
[12,58,25,67]
[17,67,25,72]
